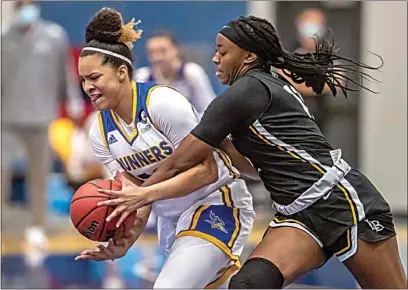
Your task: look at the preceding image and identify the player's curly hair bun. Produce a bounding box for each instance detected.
[85,7,142,49]
[119,18,143,49]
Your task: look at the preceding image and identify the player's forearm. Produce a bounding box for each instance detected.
[219,138,260,180]
[124,204,152,250]
[143,134,211,187]
[118,172,151,246]
[143,153,218,202]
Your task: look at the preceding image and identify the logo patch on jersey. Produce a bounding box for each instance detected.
[139,110,148,124]
[205,211,228,234]
[108,134,118,145]
[141,124,152,134]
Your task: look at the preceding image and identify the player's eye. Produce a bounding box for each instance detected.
[89,75,100,81]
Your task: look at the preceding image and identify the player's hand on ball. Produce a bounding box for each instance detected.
[97,173,151,228]
[74,229,137,261]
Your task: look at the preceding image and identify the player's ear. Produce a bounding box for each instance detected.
[117,65,128,82]
[243,52,257,64]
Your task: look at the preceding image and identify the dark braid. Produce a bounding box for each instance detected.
[236,16,383,97]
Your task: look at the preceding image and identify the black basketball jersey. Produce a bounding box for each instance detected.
[192,69,337,205]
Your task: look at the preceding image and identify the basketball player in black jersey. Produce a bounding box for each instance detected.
[99,16,407,288]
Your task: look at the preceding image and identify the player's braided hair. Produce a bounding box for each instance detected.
[80,7,143,80]
[232,16,383,97]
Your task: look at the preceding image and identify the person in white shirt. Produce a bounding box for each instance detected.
[74,8,255,289]
[134,30,216,115]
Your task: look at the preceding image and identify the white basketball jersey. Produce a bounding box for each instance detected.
[89,81,241,218]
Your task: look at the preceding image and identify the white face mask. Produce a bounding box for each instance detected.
[299,22,325,38]
[15,4,41,26]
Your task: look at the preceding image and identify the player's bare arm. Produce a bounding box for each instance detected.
[97,143,215,226]
[219,138,259,179]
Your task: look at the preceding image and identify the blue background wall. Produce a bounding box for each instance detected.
[38,1,247,94]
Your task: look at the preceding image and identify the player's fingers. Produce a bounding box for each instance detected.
[116,211,131,228]
[80,249,97,256]
[106,205,126,222]
[96,198,123,207]
[96,244,106,251]
[97,189,123,196]
[75,253,105,261]
[75,255,94,261]
[132,201,147,211]
[107,238,115,248]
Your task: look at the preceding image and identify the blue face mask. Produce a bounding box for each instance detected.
[299,22,324,38]
[15,4,41,26]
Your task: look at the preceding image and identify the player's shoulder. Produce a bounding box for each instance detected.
[134,67,151,82]
[88,112,103,138]
[227,73,267,94]
[148,85,188,107]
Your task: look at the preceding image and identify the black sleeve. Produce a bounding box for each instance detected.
[191,76,270,147]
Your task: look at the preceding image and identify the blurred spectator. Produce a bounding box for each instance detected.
[277,8,332,132]
[134,30,216,115]
[49,112,107,192]
[1,0,83,257]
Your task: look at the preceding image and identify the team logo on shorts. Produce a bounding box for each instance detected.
[365,219,384,232]
[205,211,228,233]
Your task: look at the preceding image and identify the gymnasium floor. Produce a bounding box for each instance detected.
[2,203,407,289]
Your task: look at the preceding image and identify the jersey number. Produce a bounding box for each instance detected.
[283,85,314,119]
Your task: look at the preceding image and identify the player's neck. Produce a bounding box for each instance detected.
[114,82,134,125]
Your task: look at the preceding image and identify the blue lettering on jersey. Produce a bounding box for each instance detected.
[116,141,174,172]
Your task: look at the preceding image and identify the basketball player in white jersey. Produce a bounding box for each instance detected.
[74,8,255,288]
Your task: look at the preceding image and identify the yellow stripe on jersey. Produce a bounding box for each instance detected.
[205,260,241,289]
[335,228,351,255]
[216,150,240,179]
[176,231,240,261]
[220,185,233,207]
[249,124,358,225]
[109,81,138,143]
[97,111,108,148]
[190,205,210,230]
[228,208,240,248]
[273,217,310,229]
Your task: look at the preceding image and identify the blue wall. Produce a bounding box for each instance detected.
[39,1,246,94]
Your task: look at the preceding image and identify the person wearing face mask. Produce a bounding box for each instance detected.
[134,31,216,116]
[1,0,83,265]
[277,8,334,133]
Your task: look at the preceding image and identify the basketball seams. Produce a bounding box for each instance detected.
[97,179,113,241]
[70,195,108,205]
[75,206,105,229]
[71,178,132,242]
[70,181,109,203]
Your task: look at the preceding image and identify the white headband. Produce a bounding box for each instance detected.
[82,47,132,65]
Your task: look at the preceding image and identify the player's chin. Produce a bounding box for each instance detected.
[92,97,109,111]
[216,74,228,85]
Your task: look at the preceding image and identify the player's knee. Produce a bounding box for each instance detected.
[229,258,284,289]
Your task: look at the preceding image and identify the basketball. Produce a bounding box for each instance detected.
[70,179,137,242]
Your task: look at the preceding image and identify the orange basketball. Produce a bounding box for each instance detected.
[70,179,137,242]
